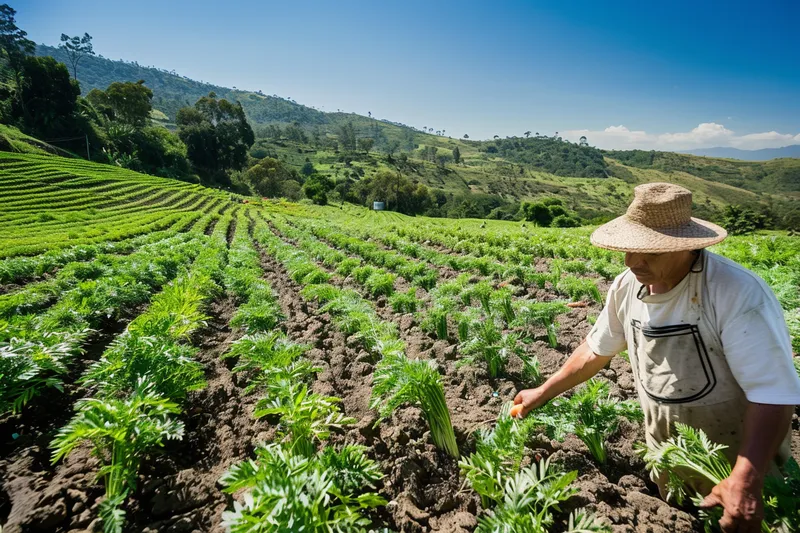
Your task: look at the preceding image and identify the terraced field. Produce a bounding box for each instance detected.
[0,153,798,533]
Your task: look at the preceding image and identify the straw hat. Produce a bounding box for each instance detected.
[590,183,727,253]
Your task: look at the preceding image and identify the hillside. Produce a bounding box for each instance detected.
[37,44,329,127]
[604,149,800,195]
[28,44,800,227]
[684,145,800,161]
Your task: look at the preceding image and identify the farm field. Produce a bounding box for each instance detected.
[0,153,798,533]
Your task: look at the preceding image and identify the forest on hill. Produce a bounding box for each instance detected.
[0,11,789,229]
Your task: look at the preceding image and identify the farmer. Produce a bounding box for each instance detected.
[513,183,800,532]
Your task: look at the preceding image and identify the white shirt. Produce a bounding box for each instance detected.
[588,251,800,405]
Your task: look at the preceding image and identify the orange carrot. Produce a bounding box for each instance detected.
[510,404,524,418]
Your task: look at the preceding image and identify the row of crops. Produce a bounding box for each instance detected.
[0,154,798,532]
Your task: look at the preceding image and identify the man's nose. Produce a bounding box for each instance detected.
[625,253,645,269]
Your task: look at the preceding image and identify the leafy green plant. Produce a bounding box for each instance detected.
[539,379,642,463]
[421,299,456,340]
[50,379,184,533]
[286,258,330,285]
[520,353,542,385]
[255,379,356,457]
[551,258,588,276]
[0,329,87,414]
[639,423,800,532]
[225,332,316,392]
[492,288,516,326]
[126,276,209,341]
[462,281,493,312]
[460,402,540,506]
[412,270,438,290]
[389,287,421,313]
[513,301,570,348]
[230,294,284,332]
[459,319,523,378]
[638,422,731,505]
[335,257,361,277]
[371,352,459,457]
[556,275,602,303]
[220,442,386,532]
[474,458,608,533]
[82,333,206,401]
[763,458,800,533]
[456,306,482,342]
[364,271,396,297]
[351,265,377,285]
[589,258,625,280]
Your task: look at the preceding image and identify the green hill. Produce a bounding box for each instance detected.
[28,44,800,227]
[606,149,800,195]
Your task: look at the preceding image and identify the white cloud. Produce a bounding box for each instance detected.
[562,122,800,151]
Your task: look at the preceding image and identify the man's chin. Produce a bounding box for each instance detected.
[631,272,652,284]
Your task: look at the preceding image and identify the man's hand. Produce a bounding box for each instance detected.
[512,387,548,418]
[699,470,764,533]
[511,341,612,419]
[699,403,792,532]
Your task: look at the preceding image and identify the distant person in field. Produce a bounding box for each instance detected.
[513,183,800,533]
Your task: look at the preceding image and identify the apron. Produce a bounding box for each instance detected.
[626,251,792,497]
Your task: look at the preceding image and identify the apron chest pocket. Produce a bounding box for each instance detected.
[632,320,717,404]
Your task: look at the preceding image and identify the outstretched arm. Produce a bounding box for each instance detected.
[700,402,793,533]
[513,339,612,417]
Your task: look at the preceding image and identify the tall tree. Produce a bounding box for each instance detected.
[0,4,34,64]
[87,80,153,127]
[337,121,357,151]
[176,93,254,184]
[524,131,531,138]
[358,137,374,153]
[452,146,461,164]
[13,55,80,139]
[59,33,94,79]
[0,4,34,116]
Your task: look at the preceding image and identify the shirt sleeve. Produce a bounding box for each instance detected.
[720,301,800,405]
[587,274,628,357]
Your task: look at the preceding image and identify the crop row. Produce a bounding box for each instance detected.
[48,208,236,532]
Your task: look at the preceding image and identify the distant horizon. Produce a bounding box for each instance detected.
[22,0,800,152]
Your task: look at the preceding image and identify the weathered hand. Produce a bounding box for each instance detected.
[699,474,764,533]
[511,387,547,418]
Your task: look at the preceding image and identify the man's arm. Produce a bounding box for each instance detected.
[513,340,612,417]
[700,402,794,533]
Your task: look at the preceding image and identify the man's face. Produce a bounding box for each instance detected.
[624,251,687,285]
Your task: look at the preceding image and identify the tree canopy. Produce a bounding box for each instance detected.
[176,93,254,184]
[87,80,153,127]
[58,32,94,79]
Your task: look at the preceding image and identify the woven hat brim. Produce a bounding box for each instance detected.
[590,216,727,253]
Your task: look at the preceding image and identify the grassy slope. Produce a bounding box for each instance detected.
[0,124,73,157]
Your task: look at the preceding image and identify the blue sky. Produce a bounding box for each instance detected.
[19,0,800,149]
